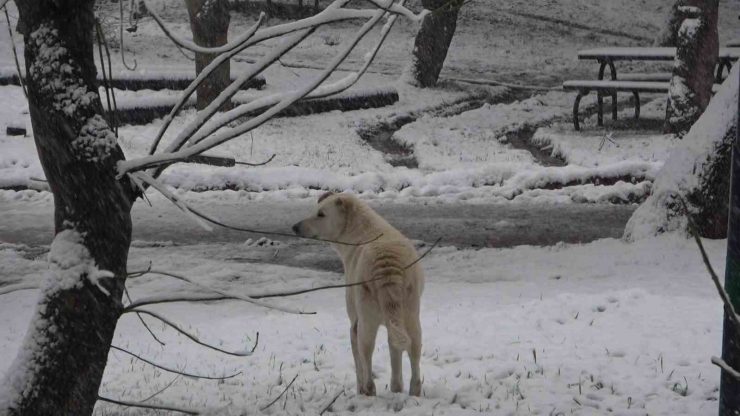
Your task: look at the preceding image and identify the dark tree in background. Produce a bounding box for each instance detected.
[664,3,719,136]
[1,0,135,414]
[404,0,464,87]
[184,0,232,110]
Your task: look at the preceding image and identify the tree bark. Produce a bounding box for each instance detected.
[184,0,231,111]
[654,0,718,48]
[623,63,738,242]
[402,0,463,88]
[664,3,719,136]
[1,1,134,415]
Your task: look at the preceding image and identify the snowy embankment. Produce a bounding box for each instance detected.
[0,80,670,204]
[0,233,727,415]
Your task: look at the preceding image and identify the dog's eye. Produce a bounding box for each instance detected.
[317,211,325,218]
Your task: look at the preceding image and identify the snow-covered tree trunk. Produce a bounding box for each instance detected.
[402,0,463,88]
[0,0,135,414]
[624,63,738,242]
[664,5,719,136]
[184,0,231,110]
[653,0,718,48]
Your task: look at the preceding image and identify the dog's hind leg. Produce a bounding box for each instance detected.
[408,314,423,396]
[357,314,380,396]
[350,320,363,394]
[389,341,404,393]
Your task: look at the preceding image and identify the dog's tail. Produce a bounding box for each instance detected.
[375,263,410,350]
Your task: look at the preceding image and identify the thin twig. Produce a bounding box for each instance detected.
[99,17,119,137]
[95,20,114,132]
[124,239,439,310]
[130,169,383,247]
[124,285,166,346]
[98,395,199,415]
[260,374,299,411]
[126,268,311,315]
[110,345,243,380]
[4,6,25,98]
[680,196,740,332]
[319,389,345,415]
[120,0,137,70]
[234,154,276,167]
[141,374,181,402]
[132,308,260,356]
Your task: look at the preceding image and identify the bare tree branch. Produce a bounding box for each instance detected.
[97,395,200,415]
[110,345,243,380]
[127,267,313,315]
[234,154,276,167]
[260,374,299,411]
[129,170,383,246]
[129,308,260,356]
[681,197,740,333]
[319,389,345,415]
[141,374,181,403]
[4,6,26,98]
[119,0,137,70]
[0,1,11,13]
[123,285,166,346]
[123,237,439,311]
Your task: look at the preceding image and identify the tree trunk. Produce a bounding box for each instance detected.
[0,1,134,415]
[402,0,464,88]
[719,64,740,416]
[664,4,719,136]
[184,0,231,110]
[623,63,738,242]
[654,0,718,47]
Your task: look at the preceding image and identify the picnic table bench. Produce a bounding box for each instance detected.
[564,47,739,130]
[563,80,721,130]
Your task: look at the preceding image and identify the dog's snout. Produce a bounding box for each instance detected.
[292,223,301,235]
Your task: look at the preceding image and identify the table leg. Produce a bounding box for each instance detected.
[573,90,587,131]
[633,91,640,120]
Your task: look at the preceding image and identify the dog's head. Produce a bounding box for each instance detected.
[292,192,353,241]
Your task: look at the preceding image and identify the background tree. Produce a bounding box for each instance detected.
[402,0,464,87]
[664,3,719,136]
[184,0,232,110]
[0,0,427,414]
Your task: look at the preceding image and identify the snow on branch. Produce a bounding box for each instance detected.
[146,13,267,155]
[109,345,245,380]
[97,395,201,415]
[0,282,41,296]
[119,5,394,176]
[712,356,740,380]
[128,308,259,356]
[148,29,314,160]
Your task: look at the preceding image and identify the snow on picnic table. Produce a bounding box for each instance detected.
[0,232,727,415]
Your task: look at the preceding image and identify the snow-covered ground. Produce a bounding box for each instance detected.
[2,0,739,414]
[0,233,728,415]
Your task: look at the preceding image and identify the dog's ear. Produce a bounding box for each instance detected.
[318,191,335,204]
[334,195,352,213]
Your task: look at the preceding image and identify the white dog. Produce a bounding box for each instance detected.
[292,192,425,396]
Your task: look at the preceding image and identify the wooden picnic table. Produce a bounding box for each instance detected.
[578,46,740,82]
[574,46,739,127]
